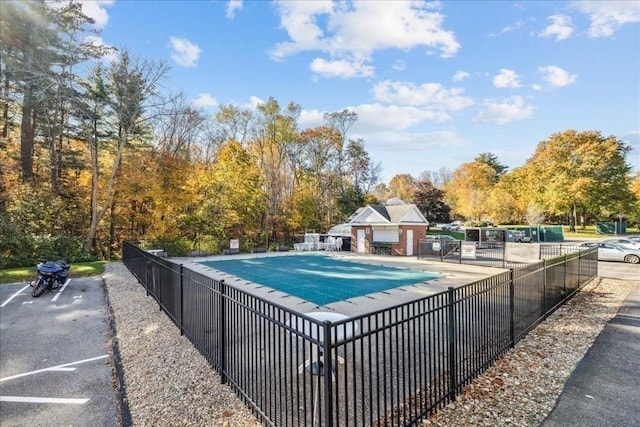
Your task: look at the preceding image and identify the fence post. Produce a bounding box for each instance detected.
[542,259,547,315]
[157,262,162,312]
[179,264,184,336]
[447,286,457,402]
[563,254,568,295]
[219,279,227,384]
[502,244,506,269]
[509,269,515,347]
[145,259,151,297]
[323,320,334,427]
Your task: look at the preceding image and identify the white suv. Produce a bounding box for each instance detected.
[441,224,458,231]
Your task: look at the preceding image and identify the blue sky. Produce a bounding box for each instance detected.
[83,0,639,182]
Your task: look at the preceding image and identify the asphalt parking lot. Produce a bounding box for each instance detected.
[0,256,635,426]
[596,260,639,281]
[0,277,119,427]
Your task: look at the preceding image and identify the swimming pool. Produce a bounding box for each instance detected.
[199,254,441,306]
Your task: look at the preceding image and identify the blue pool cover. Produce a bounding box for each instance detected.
[200,254,440,306]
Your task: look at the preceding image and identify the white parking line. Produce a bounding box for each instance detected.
[0,284,31,308]
[0,354,108,382]
[51,278,71,302]
[0,396,89,404]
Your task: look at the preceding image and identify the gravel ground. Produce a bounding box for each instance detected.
[104,262,635,426]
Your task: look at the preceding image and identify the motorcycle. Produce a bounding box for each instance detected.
[30,259,70,297]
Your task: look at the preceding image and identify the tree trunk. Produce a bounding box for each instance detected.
[84,125,127,253]
[20,91,35,182]
[1,68,9,139]
[570,203,577,232]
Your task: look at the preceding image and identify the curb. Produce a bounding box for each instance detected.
[102,277,133,427]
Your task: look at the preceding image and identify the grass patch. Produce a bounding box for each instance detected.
[427,230,465,240]
[0,261,108,285]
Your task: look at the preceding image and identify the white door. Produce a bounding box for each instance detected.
[357,229,366,253]
[406,229,414,256]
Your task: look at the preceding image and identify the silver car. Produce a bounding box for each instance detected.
[599,238,640,250]
[580,242,640,264]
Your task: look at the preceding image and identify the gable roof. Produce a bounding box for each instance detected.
[348,203,429,226]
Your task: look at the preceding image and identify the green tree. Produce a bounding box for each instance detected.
[475,152,508,182]
[412,180,451,223]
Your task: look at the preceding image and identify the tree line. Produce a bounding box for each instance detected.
[1,1,638,267]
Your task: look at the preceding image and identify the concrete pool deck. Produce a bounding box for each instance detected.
[173,251,507,317]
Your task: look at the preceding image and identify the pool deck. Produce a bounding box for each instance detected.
[173,251,507,317]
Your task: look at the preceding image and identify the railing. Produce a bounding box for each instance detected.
[122,241,597,426]
[417,240,588,269]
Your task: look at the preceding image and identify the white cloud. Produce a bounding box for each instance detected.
[170,37,202,67]
[493,69,522,89]
[372,80,474,112]
[310,58,375,78]
[489,19,526,37]
[226,0,242,18]
[193,93,218,108]
[363,130,467,151]
[271,0,459,79]
[78,0,113,28]
[244,96,265,110]
[298,109,326,129]
[573,0,640,37]
[538,65,578,87]
[452,71,470,82]
[353,103,449,131]
[392,60,406,71]
[84,35,118,62]
[474,96,535,124]
[51,1,113,28]
[539,14,574,41]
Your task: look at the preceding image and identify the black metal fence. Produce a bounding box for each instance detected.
[122,241,598,426]
[417,239,588,269]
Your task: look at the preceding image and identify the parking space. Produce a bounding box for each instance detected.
[0,277,119,426]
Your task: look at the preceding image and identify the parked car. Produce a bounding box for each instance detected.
[598,238,640,250]
[441,222,462,231]
[578,242,640,264]
[427,235,456,241]
[512,230,532,243]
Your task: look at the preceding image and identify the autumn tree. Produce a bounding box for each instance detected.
[418,167,453,189]
[445,161,495,221]
[200,140,265,240]
[523,130,633,231]
[388,174,416,201]
[82,49,170,253]
[324,109,357,198]
[204,103,253,162]
[629,173,640,229]
[251,97,300,245]
[297,125,341,231]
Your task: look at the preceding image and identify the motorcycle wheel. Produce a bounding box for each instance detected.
[32,279,47,297]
